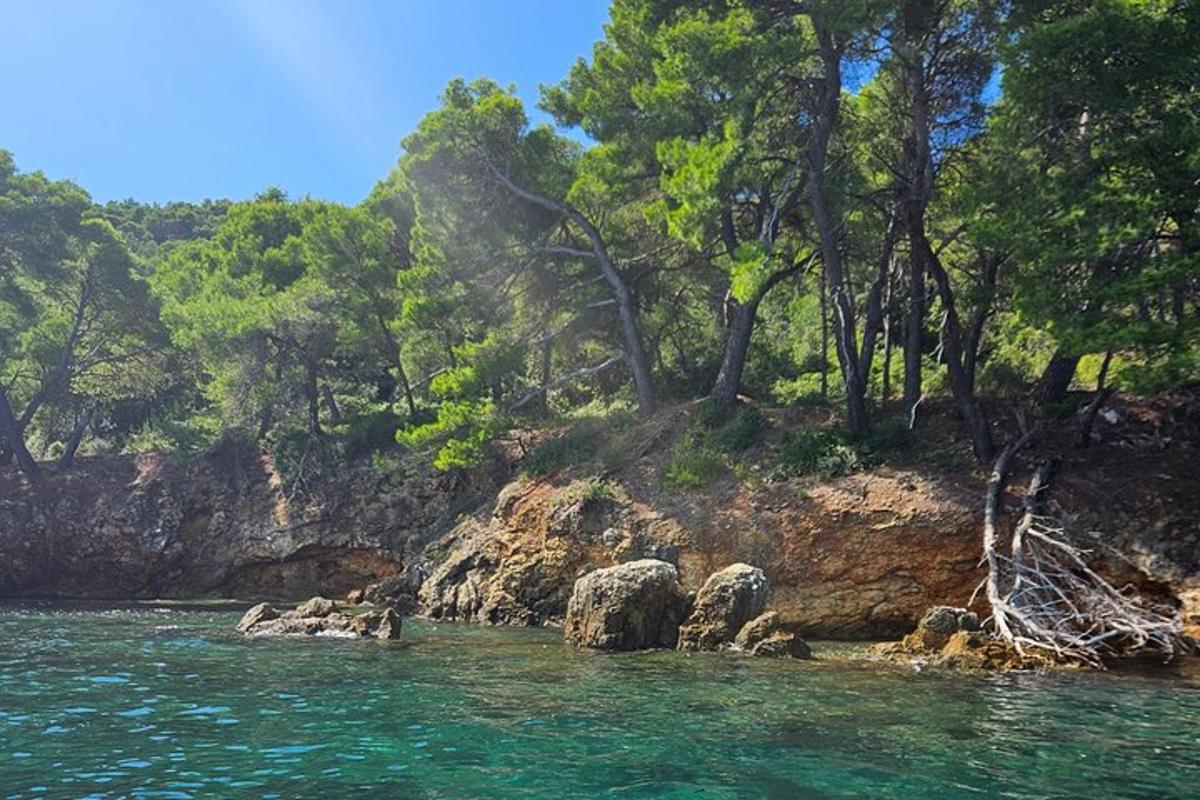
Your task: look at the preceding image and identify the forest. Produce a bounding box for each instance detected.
[1,0,1196,488]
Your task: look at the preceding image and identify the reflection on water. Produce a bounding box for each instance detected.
[0,601,1197,798]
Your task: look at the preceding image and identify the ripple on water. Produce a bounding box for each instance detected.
[1,603,1199,799]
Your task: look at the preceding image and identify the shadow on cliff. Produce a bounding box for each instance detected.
[0,430,516,602]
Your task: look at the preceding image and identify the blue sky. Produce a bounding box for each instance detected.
[1,0,609,205]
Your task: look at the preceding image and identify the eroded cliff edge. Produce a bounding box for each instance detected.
[0,433,513,600]
[1,398,1196,639]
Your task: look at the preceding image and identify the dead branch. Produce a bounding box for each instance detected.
[981,429,1183,667]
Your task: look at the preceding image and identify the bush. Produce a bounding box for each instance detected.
[523,420,603,477]
[271,430,341,495]
[340,409,402,460]
[715,405,765,452]
[853,418,913,456]
[661,433,726,489]
[121,415,218,459]
[582,478,616,502]
[772,373,833,407]
[770,428,862,481]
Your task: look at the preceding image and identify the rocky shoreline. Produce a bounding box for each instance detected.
[3,406,1197,656]
[238,560,818,660]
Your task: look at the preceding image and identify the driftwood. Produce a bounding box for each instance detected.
[978,426,1183,667]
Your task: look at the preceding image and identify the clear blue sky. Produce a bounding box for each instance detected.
[1,0,609,205]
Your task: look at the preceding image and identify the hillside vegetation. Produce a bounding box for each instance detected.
[2,1,1197,664]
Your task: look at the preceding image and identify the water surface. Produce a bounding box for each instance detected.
[1,602,1198,798]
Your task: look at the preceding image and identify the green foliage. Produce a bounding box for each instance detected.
[522,420,604,477]
[770,429,863,482]
[660,403,765,489]
[122,415,219,459]
[661,433,726,490]
[772,374,831,407]
[4,0,1199,480]
[716,405,765,453]
[582,478,616,503]
[340,409,403,461]
[270,429,342,496]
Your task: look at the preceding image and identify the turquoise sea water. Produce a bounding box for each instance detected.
[1,602,1198,799]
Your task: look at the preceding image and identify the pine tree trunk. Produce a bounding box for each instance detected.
[819,268,829,401]
[902,255,924,419]
[882,273,894,406]
[0,389,39,478]
[711,299,757,415]
[925,241,996,462]
[55,407,94,472]
[305,365,322,435]
[323,386,343,425]
[809,21,868,435]
[1034,351,1079,407]
[536,332,552,419]
[900,0,932,426]
[485,164,656,417]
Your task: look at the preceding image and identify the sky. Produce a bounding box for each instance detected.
[0,0,610,205]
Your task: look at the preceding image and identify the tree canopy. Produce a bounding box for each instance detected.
[1,0,1196,481]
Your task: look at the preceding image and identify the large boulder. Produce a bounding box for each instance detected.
[734,611,812,659]
[564,559,691,651]
[238,599,401,640]
[677,563,768,651]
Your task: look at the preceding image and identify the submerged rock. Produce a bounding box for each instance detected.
[564,559,691,651]
[734,611,812,659]
[237,598,401,640]
[677,563,768,652]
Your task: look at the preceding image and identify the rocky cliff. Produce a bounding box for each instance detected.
[1,397,1196,639]
[0,433,512,600]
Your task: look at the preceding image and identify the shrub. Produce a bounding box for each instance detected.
[715,405,765,452]
[770,428,862,481]
[693,398,725,429]
[772,373,833,407]
[340,409,402,460]
[582,478,616,502]
[271,430,341,495]
[522,420,603,477]
[853,418,912,456]
[661,434,726,489]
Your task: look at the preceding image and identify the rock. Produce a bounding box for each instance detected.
[564,559,690,651]
[245,615,342,638]
[291,596,337,619]
[418,523,502,622]
[902,606,980,651]
[677,563,768,651]
[748,633,812,658]
[238,598,402,640]
[922,605,981,634]
[236,602,277,633]
[870,605,1045,670]
[346,588,364,604]
[363,570,420,614]
[369,607,402,639]
[937,630,1032,670]
[734,611,812,659]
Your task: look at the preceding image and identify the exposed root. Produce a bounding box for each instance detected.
[981,431,1185,668]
